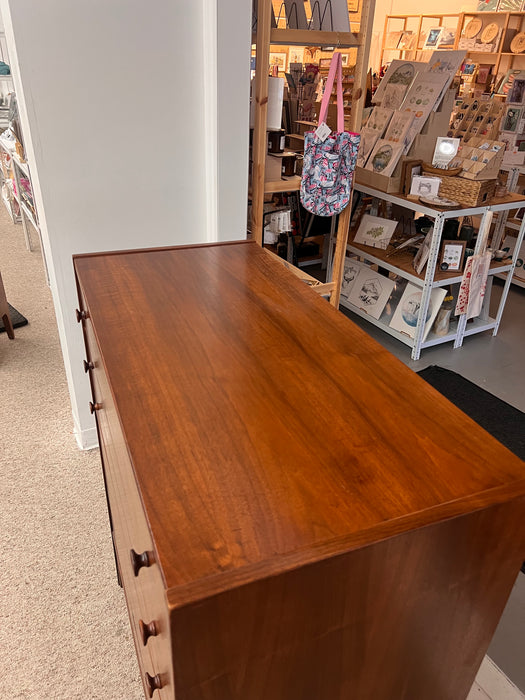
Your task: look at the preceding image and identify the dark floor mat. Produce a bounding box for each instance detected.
[0,303,28,333]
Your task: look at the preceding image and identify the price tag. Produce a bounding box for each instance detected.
[315,122,332,142]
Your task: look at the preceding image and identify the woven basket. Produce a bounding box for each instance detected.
[422,163,462,177]
[438,176,496,208]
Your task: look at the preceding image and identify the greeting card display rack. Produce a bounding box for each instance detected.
[455,11,525,92]
[344,183,525,359]
[251,0,375,307]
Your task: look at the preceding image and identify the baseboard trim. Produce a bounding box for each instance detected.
[478,657,525,700]
[73,422,99,451]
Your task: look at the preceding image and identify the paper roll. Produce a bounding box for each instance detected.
[250,77,284,131]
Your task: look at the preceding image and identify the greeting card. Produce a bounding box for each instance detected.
[346,268,396,319]
[364,139,404,177]
[353,214,398,250]
[366,106,394,135]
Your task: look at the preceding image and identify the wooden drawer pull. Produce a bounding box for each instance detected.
[75,308,89,322]
[83,360,94,373]
[145,672,163,697]
[89,401,102,414]
[130,549,155,576]
[139,619,158,646]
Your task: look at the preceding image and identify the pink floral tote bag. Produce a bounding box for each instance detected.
[300,52,360,217]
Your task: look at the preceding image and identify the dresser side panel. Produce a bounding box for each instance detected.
[170,498,525,700]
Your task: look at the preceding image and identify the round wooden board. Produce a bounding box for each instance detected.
[464,17,482,39]
[480,22,499,44]
[511,32,525,54]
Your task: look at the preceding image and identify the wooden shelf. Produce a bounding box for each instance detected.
[264,176,302,193]
[348,240,512,287]
[269,28,362,47]
[496,271,525,287]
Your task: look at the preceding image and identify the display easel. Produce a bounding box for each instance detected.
[251,0,375,307]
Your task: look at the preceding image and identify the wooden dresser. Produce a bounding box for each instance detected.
[74,241,525,700]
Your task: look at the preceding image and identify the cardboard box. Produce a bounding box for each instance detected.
[355,164,403,193]
[355,90,456,194]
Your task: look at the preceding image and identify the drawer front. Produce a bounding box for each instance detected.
[86,336,174,699]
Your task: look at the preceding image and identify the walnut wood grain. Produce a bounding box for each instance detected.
[171,498,525,700]
[74,242,525,598]
[75,241,525,700]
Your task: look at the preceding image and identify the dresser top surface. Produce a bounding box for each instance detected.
[74,241,525,604]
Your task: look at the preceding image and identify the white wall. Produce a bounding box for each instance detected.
[0,0,251,447]
[218,1,251,241]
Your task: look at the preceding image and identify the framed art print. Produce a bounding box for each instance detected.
[389,284,447,341]
[423,28,443,50]
[503,105,522,132]
[508,78,525,103]
[353,214,398,250]
[269,52,287,72]
[346,268,396,320]
[401,159,422,195]
[440,240,466,272]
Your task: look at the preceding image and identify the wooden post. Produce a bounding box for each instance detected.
[350,0,376,132]
[252,0,273,245]
[329,192,354,309]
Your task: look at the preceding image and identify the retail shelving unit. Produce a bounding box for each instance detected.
[454,11,525,85]
[344,183,525,360]
[379,13,461,68]
[251,0,375,307]
[0,133,21,227]
[492,164,525,288]
[0,133,48,285]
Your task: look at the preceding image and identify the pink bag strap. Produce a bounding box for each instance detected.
[318,52,344,133]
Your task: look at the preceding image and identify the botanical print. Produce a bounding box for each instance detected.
[382,83,407,110]
[364,139,404,178]
[353,214,398,250]
[373,60,426,106]
[388,62,417,86]
[384,111,414,144]
[346,268,396,320]
[366,106,394,135]
[402,72,449,151]
[356,128,380,168]
[389,284,446,341]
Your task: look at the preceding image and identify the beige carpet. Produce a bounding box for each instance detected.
[0,207,143,698]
